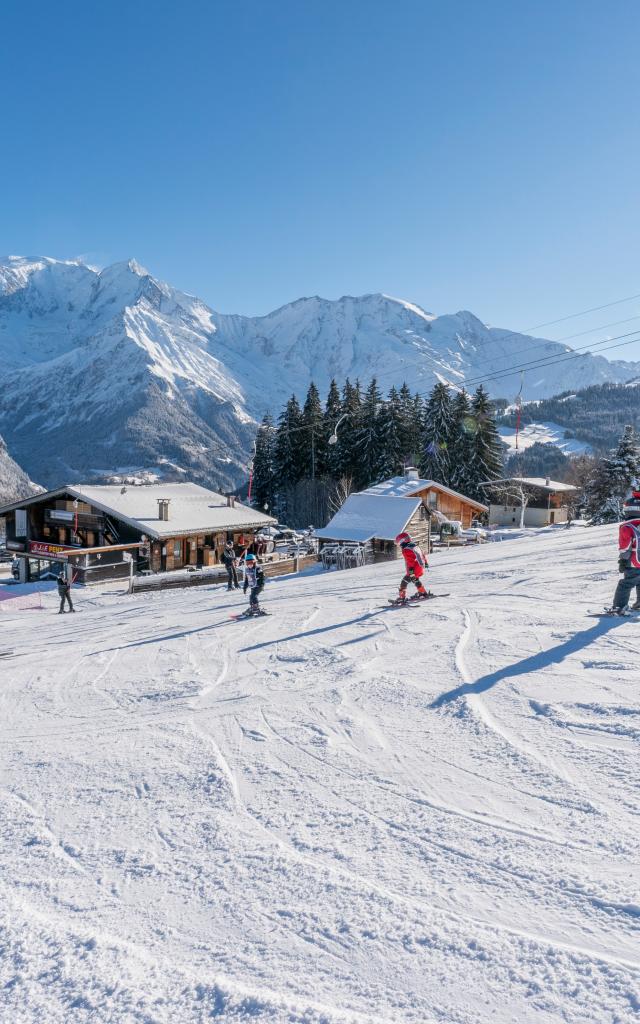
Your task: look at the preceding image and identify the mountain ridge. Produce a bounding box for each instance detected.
[1,255,639,490]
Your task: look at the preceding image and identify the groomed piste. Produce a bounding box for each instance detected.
[1,525,639,1023]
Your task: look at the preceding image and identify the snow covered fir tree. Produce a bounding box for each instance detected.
[585,425,640,524]
[250,378,505,527]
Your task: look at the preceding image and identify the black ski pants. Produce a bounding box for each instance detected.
[226,563,239,589]
[248,581,264,608]
[612,567,640,609]
[399,570,425,594]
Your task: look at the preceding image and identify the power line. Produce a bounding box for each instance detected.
[372,321,640,400]
[413,329,640,400]
[256,328,640,440]
[370,294,640,392]
[523,292,640,332]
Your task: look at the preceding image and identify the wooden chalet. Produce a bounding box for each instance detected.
[364,469,488,528]
[315,492,430,562]
[0,482,275,583]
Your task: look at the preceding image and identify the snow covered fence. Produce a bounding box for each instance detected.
[132,554,318,593]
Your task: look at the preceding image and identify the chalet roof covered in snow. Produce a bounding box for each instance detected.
[0,482,275,538]
[364,475,488,511]
[315,493,422,543]
[481,477,577,494]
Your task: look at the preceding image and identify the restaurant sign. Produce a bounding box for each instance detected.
[28,541,74,558]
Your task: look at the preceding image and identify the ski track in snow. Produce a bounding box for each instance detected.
[1,525,640,1023]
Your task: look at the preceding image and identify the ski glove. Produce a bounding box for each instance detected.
[619,557,630,573]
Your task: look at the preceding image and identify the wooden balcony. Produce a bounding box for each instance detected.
[44,509,105,529]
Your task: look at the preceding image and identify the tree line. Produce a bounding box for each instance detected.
[499,381,640,453]
[250,378,504,527]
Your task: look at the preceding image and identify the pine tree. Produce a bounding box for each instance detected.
[335,379,363,481]
[320,378,342,480]
[398,383,420,465]
[468,385,503,498]
[375,387,404,479]
[421,383,454,483]
[251,413,277,513]
[301,382,324,480]
[274,396,304,518]
[586,425,640,523]
[353,378,383,487]
[409,393,425,465]
[449,390,475,494]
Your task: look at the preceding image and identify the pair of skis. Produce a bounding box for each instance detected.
[592,607,640,618]
[385,592,448,608]
[229,608,270,621]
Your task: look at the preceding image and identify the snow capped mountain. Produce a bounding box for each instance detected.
[1,255,638,490]
[212,293,640,417]
[0,433,41,505]
[0,256,255,491]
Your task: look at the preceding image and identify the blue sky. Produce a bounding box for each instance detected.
[2,0,640,355]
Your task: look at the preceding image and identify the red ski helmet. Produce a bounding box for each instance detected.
[623,490,640,519]
[395,532,412,545]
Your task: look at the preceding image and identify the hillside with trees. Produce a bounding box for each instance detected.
[499,382,640,452]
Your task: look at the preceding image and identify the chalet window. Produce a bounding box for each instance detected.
[427,492,437,508]
[173,541,181,559]
[15,509,27,537]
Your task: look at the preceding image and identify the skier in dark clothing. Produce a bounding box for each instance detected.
[243,553,266,615]
[57,573,74,614]
[609,489,640,615]
[222,541,240,590]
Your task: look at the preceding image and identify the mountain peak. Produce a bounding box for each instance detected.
[106,258,149,278]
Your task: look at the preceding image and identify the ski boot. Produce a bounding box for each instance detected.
[409,589,432,601]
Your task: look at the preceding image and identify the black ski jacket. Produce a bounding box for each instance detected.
[222,547,236,567]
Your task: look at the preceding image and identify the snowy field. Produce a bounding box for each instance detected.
[498,421,591,456]
[1,526,639,1023]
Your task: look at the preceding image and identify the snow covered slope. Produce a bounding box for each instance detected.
[1,527,639,1023]
[0,433,41,504]
[498,421,593,455]
[1,255,638,489]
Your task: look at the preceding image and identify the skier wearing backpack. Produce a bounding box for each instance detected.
[608,489,640,615]
[394,532,430,604]
[242,553,267,615]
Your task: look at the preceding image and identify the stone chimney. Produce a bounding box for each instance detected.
[405,466,419,481]
[545,477,550,487]
[227,495,236,508]
[157,498,170,521]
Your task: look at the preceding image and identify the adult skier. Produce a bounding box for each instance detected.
[222,540,240,590]
[57,572,74,614]
[393,532,429,604]
[608,489,640,615]
[243,553,267,615]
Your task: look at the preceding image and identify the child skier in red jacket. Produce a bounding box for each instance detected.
[394,532,429,603]
[608,489,640,615]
